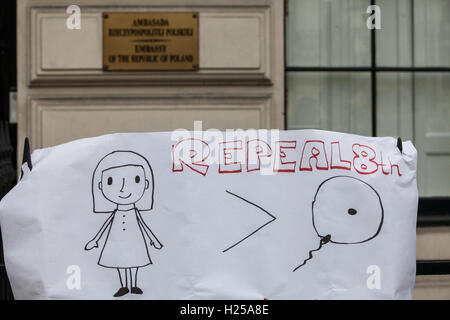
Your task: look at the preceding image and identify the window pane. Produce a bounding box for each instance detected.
[376,0,413,67]
[286,0,371,67]
[377,73,413,140]
[378,73,450,197]
[287,72,372,135]
[414,0,450,67]
[414,73,450,196]
[377,0,450,67]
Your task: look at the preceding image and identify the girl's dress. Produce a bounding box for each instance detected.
[98,208,152,268]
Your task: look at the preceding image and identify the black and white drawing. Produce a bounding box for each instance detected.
[222,190,276,253]
[293,176,384,272]
[85,151,163,297]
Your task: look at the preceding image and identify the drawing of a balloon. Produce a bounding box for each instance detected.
[293,176,384,272]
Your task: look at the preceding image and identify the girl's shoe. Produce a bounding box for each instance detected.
[113,287,130,297]
[131,287,143,294]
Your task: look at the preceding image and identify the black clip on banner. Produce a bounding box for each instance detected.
[20,137,32,179]
[397,137,403,154]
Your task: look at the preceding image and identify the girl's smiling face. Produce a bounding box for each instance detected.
[100,165,149,205]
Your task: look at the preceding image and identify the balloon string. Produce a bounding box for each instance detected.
[293,234,331,272]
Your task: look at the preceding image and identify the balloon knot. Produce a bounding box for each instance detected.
[321,234,331,245]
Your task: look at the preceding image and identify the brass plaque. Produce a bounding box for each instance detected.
[103,12,198,71]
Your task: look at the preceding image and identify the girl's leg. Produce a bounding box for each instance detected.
[130,267,143,294]
[117,268,128,287]
[131,267,138,287]
[113,268,130,297]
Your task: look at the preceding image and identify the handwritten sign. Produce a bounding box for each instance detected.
[103,12,199,71]
[0,130,418,299]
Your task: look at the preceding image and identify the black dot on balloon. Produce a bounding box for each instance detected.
[348,208,357,215]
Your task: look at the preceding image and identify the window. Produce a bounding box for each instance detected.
[286,0,450,200]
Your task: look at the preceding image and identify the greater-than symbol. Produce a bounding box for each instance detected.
[222,190,276,253]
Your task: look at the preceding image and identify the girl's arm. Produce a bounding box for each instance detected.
[84,212,115,250]
[136,209,163,249]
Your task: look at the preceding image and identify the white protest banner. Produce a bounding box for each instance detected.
[0,129,418,299]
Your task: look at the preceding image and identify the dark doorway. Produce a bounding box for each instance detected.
[0,0,17,300]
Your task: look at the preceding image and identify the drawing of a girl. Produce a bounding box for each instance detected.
[85,151,163,297]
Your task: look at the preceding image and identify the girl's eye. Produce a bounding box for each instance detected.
[135,175,141,183]
[107,177,113,185]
